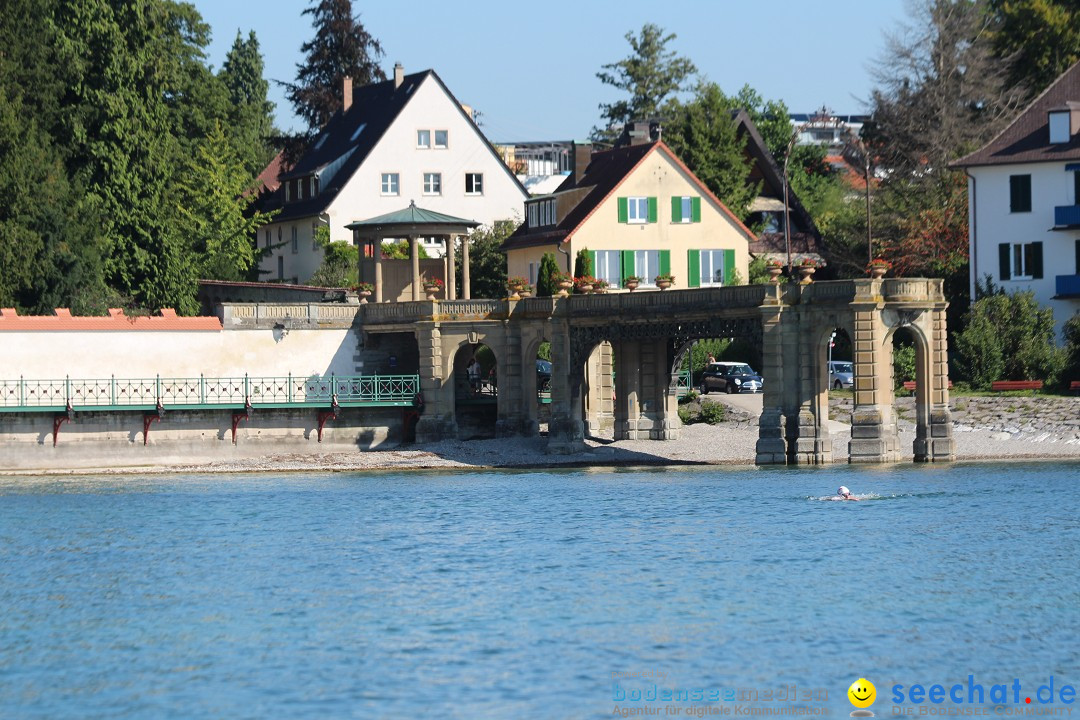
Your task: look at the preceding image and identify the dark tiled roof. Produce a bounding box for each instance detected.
[257,70,526,223]
[953,60,1080,167]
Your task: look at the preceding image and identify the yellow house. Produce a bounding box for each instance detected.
[501,140,755,289]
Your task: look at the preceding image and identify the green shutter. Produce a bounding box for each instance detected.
[671,196,682,223]
[618,197,628,223]
[622,250,635,279]
[647,196,658,223]
[691,196,702,223]
[1031,242,1043,279]
[687,250,700,287]
[999,243,1011,281]
[659,249,671,276]
[723,249,736,285]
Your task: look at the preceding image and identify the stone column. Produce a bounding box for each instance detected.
[447,235,457,301]
[410,234,421,301]
[495,321,528,438]
[374,238,384,303]
[645,338,679,440]
[413,322,455,442]
[756,301,789,464]
[613,339,642,440]
[462,235,471,300]
[546,319,586,454]
[786,307,831,464]
[848,285,900,463]
[914,308,955,462]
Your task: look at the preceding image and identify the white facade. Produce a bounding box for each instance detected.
[258,74,526,284]
[967,162,1080,340]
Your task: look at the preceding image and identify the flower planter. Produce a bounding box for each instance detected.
[798,266,816,284]
[557,280,574,297]
[576,284,593,294]
[869,266,887,279]
[625,280,639,292]
[657,280,672,291]
[358,290,372,304]
[767,266,783,284]
[424,286,441,300]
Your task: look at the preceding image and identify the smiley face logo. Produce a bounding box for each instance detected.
[848,678,876,708]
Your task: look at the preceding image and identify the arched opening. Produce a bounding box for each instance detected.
[889,325,930,459]
[526,337,554,435]
[452,341,498,439]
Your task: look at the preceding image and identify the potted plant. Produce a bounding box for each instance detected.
[797,259,820,284]
[352,282,374,303]
[551,270,574,297]
[765,259,783,284]
[518,283,534,298]
[623,275,643,291]
[574,275,597,294]
[867,258,892,279]
[506,275,530,299]
[422,276,444,299]
[654,273,676,290]
[592,277,609,294]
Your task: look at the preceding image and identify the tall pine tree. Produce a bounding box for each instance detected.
[220,30,277,177]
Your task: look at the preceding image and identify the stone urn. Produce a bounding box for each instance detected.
[625,280,639,292]
[556,280,573,297]
[798,266,816,284]
[358,290,372,304]
[344,291,360,304]
[869,265,888,279]
[576,283,593,294]
[424,285,441,300]
[656,280,672,291]
[519,288,532,298]
[767,266,783,284]
[509,284,524,300]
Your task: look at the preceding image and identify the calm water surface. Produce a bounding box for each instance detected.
[1,462,1078,719]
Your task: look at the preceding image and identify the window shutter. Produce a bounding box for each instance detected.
[999,243,1011,281]
[1031,242,1043,279]
[618,197,628,223]
[1075,239,1080,274]
[687,250,700,287]
[723,249,736,285]
[659,249,671,276]
[622,250,635,279]
[647,197,658,223]
[671,196,682,223]
[691,197,702,223]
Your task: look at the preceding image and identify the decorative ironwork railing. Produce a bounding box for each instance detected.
[0,374,420,411]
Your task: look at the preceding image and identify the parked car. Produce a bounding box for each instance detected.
[828,360,854,390]
[700,362,763,394]
[536,359,552,392]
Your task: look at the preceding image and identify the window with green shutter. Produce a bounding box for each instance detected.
[621,250,636,280]
[687,250,701,287]
[618,197,628,223]
[626,197,649,223]
[723,249,735,285]
[658,249,670,276]
[647,197,658,223]
[672,197,683,223]
[691,196,702,223]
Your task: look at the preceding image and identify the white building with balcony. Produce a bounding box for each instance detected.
[953,61,1080,340]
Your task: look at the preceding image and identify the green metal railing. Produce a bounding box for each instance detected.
[0,374,421,412]
[676,369,693,398]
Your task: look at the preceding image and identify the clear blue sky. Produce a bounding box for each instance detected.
[194,0,909,142]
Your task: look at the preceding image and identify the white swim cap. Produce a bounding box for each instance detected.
[838,486,850,497]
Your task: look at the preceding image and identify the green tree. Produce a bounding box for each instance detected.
[1060,313,1080,386]
[593,23,696,141]
[456,221,518,300]
[220,30,277,177]
[990,0,1080,97]
[285,0,386,137]
[537,252,560,296]
[664,82,758,219]
[574,248,593,279]
[309,226,358,287]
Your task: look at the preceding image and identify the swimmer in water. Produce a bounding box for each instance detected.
[837,486,859,501]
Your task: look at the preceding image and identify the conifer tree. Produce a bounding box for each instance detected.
[220,30,277,177]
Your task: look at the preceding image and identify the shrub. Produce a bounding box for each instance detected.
[893,342,916,389]
[537,253,561,296]
[678,405,694,425]
[699,400,726,424]
[574,248,593,279]
[1061,313,1080,385]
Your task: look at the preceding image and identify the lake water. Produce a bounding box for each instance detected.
[1,462,1078,719]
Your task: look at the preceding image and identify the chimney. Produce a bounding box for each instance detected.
[573,142,593,186]
[394,63,404,89]
[342,76,353,112]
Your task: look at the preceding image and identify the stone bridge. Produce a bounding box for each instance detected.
[359,278,954,464]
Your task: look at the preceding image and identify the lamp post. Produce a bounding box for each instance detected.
[781,126,804,276]
[845,131,874,264]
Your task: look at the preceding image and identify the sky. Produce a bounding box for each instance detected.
[193,0,911,142]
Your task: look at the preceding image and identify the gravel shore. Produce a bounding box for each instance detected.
[13,395,1079,476]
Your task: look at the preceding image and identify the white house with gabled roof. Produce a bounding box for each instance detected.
[255,65,528,283]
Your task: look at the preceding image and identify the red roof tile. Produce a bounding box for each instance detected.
[0,308,222,331]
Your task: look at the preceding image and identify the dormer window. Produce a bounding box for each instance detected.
[310,176,317,199]
[1050,109,1071,144]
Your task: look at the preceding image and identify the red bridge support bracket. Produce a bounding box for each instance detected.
[143,402,165,446]
[52,403,74,447]
[231,401,253,444]
[317,397,340,443]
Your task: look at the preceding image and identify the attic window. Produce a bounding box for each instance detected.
[350,123,367,142]
[313,133,328,151]
[1050,110,1071,144]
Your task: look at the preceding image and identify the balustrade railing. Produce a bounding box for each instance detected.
[0,374,420,411]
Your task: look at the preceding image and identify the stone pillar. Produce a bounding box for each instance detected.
[914,308,955,462]
[756,303,789,464]
[447,235,457,301]
[547,319,586,454]
[410,235,420,301]
[585,342,615,435]
[645,338,679,440]
[462,235,471,300]
[848,289,900,463]
[374,239,384,303]
[613,340,642,440]
[495,321,528,438]
[785,308,831,464]
[413,322,455,442]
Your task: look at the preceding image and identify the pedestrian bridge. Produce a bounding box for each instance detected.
[360,278,955,464]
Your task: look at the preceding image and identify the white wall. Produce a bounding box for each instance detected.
[1,328,358,380]
[969,162,1080,340]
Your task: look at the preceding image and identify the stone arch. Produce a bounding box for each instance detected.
[449,336,502,440]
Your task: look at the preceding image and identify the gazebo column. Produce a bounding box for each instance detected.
[447,235,457,300]
[410,234,420,301]
[374,239,384,303]
[462,234,471,300]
